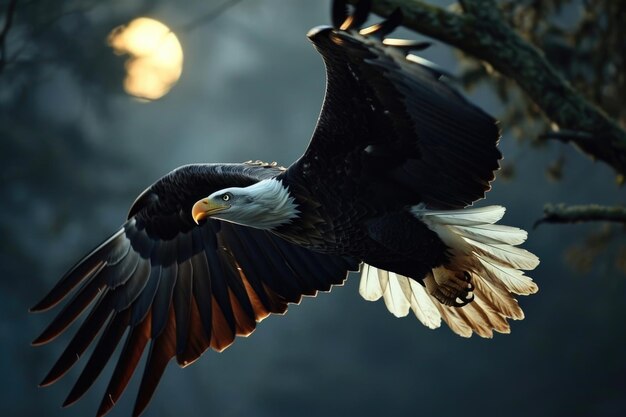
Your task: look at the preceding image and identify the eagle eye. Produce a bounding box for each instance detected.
[222,193,231,202]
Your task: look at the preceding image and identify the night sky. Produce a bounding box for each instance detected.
[1,1,625,416]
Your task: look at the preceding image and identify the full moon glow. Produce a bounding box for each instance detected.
[108,18,184,101]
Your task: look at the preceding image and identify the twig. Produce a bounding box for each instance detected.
[540,129,595,144]
[535,204,626,227]
[0,0,19,73]
[179,0,245,33]
[348,0,626,176]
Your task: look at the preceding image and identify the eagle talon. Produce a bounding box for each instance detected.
[453,292,474,307]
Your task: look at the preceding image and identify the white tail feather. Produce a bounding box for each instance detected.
[406,278,441,329]
[467,238,539,270]
[477,257,538,295]
[414,205,505,226]
[359,264,383,301]
[451,224,527,245]
[358,205,539,338]
[358,269,442,328]
[381,272,411,317]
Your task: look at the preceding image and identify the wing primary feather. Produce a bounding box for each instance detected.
[228,288,257,336]
[62,309,130,407]
[30,229,125,312]
[349,0,371,29]
[382,38,431,51]
[216,226,274,311]
[230,227,301,303]
[96,312,151,417]
[190,251,213,339]
[32,273,108,346]
[177,296,211,367]
[234,227,303,303]
[216,233,256,324]
[332,0,349,29]
[39,292,113,387]
[150,263,177,338]
[130,264,162,326]
[133,308,176,417]
[202,225,236,334]
[113,258,151,311]
[270,237,334,293]
[359,8,402,38]
[103,249,140,289]
[174,260,193,359]
[222,227,289,314]
[209,296,236,352]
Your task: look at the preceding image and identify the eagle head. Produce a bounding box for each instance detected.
[191,178,299,230]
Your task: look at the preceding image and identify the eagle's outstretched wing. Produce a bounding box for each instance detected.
[31,164,358,417]
[285,3,501,210]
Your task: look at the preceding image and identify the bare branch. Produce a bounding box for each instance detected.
[540,130,595,144]
[0,0,19,73]
[348,0,626,176]
[179,0,245,33]
[536,204,626,227]
[458,0,498,17]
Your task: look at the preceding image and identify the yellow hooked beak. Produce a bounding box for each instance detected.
[191,198,229,224]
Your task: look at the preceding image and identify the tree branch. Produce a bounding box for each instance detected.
[178,0,245,33]
[458,0,497,17]
[348,0,626,176]
[0,0,18,74]
[536,204,626,227]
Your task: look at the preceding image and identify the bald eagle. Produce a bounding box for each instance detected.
[31,1,539,416]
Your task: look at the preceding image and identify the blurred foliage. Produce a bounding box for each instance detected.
[545,153,564,182]
[0,0,157,291]
[459,0,626,181]
[564,224,626,276]
[457,1,626,273]
[0,2,625,416]
[1,1,623,279]
[461,0,625,134]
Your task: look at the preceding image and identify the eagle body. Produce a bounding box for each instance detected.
[133,163,448,281]
[31,2,539,417]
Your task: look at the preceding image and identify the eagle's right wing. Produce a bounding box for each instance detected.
[285,1,501,210]
[31,163,358,417]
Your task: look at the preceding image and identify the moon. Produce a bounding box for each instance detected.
[108,17,184,101]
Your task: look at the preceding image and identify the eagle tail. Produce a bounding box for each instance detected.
[359,205,539,338]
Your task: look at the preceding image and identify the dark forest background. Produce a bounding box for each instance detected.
[1,0,625,416]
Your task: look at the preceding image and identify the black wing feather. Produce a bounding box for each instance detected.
[32,163,357,417]
[150,263,177,338]
[39,294,113,387]
[133,309,175,417]
[113,257,150,311]
[97,313,151,417]
[284,22,501,212]
[189,252,213,338]
[173,259,193,357]
[130,263,161,326]
[30,231,126,312]
[202,225,237,335]
[63,309,130,407]
[33,273,108,346]
[217,224,275,311]
[229,224,298,304]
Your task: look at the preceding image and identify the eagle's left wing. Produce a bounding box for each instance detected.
[284,1,501,211]
[31,164,358,417]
